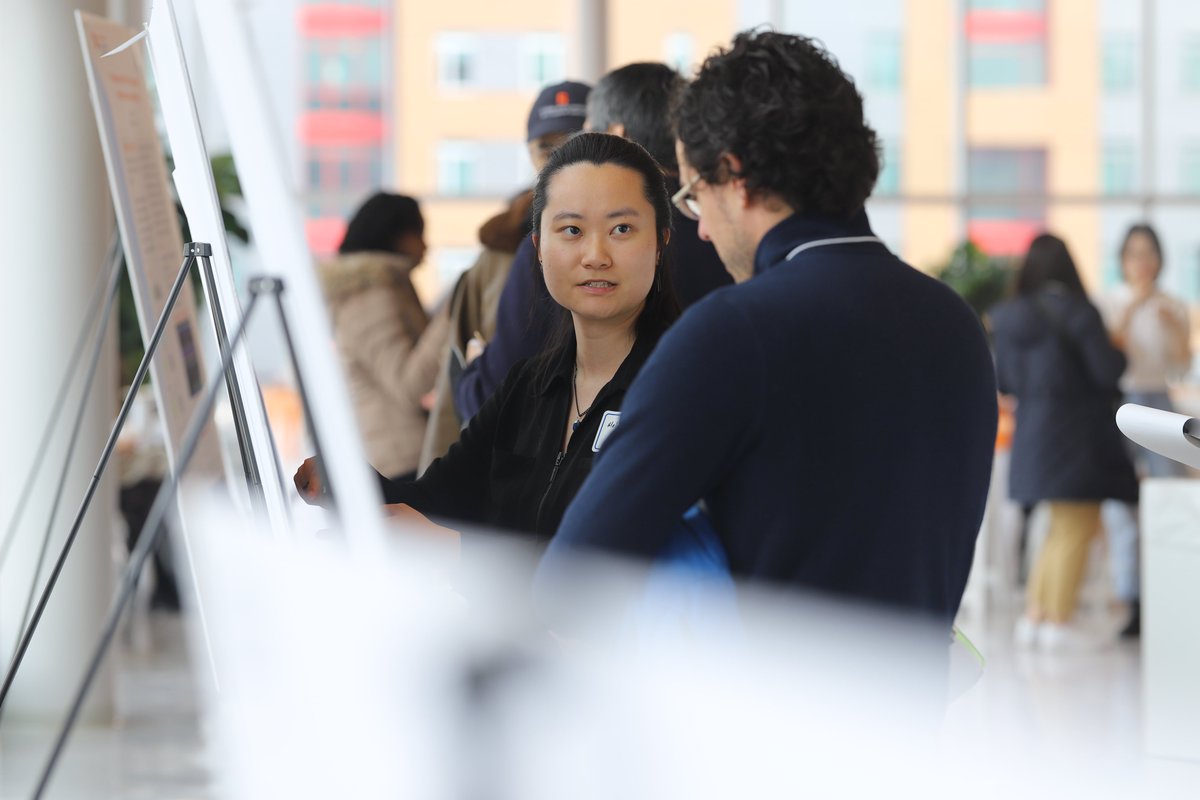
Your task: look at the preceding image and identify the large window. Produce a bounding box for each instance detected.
[966,0,1047,87]
[304,38,384,110]
[1102,33,1137,93]
[1183,144,1200,195]
[876,140,901,195]
[518,33,566,89]
[967,148,1046,255]
[437,140,529,197]
[1185,36,1200,93]
[439,31,570,93]
[1102,141,1137,195]
[664,32,695,75]
[306,146,382,196]
[437,141,480,196]
[866,31,902,92]
[437,33,479,89]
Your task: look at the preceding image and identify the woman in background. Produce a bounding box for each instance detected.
[1095,223,1192,637]
[989,233,1137,652]
[319,192,432,481]
[1098,223,1191,471]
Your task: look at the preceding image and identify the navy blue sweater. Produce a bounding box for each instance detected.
[545,211,998,622]
[453,183,732,421]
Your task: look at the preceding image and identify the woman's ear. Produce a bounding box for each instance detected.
[531,233,541,265]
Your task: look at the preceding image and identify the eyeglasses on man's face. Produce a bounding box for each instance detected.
[671,174,703,221]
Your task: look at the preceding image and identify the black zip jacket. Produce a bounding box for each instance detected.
[378,327,663,545]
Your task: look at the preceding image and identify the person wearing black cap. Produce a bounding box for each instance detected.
[475,81,592,254]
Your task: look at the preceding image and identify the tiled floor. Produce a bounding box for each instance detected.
[0,614,213,800]
[945,609,1177,797]
[1,602,1198,798]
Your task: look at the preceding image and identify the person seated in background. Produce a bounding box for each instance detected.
[295,134,679,545]
[318,192,435,482]
[415,80,591,471]
[452,62,731,424]
[543,31,998,627]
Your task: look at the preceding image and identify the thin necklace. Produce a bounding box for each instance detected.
[571,364,593,432]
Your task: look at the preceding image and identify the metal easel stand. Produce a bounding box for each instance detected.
[29,275,336,799]
[0,233,121,575]
[0,241,253,716]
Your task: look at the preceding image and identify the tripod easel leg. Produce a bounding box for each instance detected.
[0,249,197,716]
[0,233,122,575]
[26,278,278,800]
[11,241,127,651]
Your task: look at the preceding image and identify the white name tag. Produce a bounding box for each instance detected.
[592,410,621,452]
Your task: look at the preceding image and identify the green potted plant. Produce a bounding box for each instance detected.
[936,240,1016,320]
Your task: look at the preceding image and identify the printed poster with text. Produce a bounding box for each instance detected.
[77,12,223,480]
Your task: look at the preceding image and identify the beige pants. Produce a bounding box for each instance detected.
[1026,501,1103,623]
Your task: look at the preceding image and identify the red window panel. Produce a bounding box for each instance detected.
[299,110,385,146]
[306,217,347,257]
[319,157,340,191]
[299,5,385,38]
[968,219,1042,256]
[966,11,1047,44]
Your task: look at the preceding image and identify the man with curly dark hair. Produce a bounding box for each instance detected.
[547,31,999,625]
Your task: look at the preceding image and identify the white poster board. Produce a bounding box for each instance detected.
[164,0,388,556]
[145,0,292,537]
[75,12,223,483]
[1116,403,1200,470]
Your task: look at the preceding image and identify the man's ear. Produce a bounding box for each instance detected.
[722,153,752,209]
[606,122,626,138]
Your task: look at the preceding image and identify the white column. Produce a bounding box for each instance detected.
[0,0,117,723]
[574,0,607,83]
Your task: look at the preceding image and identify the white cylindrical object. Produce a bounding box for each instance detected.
[574,0,607,82]
[0,0,117,723]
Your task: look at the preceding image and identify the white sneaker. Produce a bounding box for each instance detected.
[1013,617,1040,649]
[1037,622,1109,653]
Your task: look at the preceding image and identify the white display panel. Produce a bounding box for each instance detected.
[76,12,223,482]
[169,0,388,555]
[145,0,292,537]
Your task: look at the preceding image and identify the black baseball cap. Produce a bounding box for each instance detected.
[526,80,591,142]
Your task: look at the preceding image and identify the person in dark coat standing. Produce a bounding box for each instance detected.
[989,233,1138,652]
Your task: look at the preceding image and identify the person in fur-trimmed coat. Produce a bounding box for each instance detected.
[319,193,434,480]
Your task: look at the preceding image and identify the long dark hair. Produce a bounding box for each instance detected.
[530,132,680,369]
[1015,233,1087,297]
[338,192,424,255]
